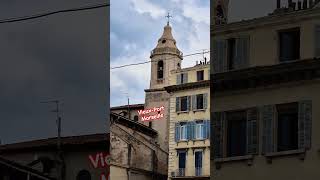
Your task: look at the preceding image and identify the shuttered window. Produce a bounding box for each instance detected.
[176,96,191,112]
[234,36,250,69]
[213,108,258,159]
[176,73,188,84]
[261,101,312,154]
[191,93,208,111]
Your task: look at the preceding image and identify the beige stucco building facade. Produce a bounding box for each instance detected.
[211,1,320,180]
[165,63,210,179]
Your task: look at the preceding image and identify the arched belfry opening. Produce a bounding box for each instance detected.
[157,60,164,79]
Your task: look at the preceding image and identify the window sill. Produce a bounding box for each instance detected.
[192,109,206,112]
[264,149,306,163]
[214,155,253,163]
[177,111,189,114]
[214,155,254,169]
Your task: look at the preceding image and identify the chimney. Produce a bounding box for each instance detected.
[204,57,207,64]
[303,0,308,9]
[277,0,281,8]
[196,61,198,65]
[298,1,302,9]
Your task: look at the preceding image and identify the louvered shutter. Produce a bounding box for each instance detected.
[207,120,211,139]
[213,39,226,73]
[212,112,225,158]
[175,123,180,142]
[315,25,320,57]
[247,107,258,154]
[191,121,196,140]
[262,105,275,154]
[176,97,180,112]
[176,74,181,84]
[203,120,210,139]
[298,100,312,150]
[183,73,188,83]
[235,36,250,69]
[192,95,197,110]
[187,122,192,140]
[203,93,208,109]
[187,96,191,111]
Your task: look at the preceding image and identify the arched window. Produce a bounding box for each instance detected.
[134,115,139,121]
[157,60,164,79]
[77,170,91,180]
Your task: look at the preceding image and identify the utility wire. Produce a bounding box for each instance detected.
[111,50,210,70]
[0,3,109,24]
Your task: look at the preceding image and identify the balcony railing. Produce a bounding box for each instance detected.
[177,168,185,176]
[195,167,202,176]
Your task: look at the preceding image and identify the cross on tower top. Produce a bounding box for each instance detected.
[165,12,172,25]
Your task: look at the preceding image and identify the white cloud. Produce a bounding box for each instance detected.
[130,0,166,19]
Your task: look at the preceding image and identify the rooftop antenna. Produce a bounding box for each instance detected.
[40,99,63,180]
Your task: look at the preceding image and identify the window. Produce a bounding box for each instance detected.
[196,94,204,110]
[226,110,247,157]
[279,28,300,62]
[195,122,204,139]
[180,96,188,112]
[276,103,299,152]
[180,123,187,140]
[194,150,203,176]
[176,73,188,84]
[227,38,236,70]
[157,60,164,79]
[77,170,91,180]
[133,115,138,121]
[178,151,186,176]
[197,70,204,81]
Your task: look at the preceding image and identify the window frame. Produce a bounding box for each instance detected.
[275,102,299,152]
[180,123,188,141]
[195,122,204,140]
[196,70,204,81]
[278,27,301,63]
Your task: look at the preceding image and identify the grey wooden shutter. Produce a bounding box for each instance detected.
[315,25,320,57]
[187,96,191,111]
[213,39,226,73]
[175,123,180,142]
[203,93,208,109]
[261,105,275,154]
[235,36,250,69]
[191,121,196,140]
[298,100,312,150]
[247,107,258,154]
[176,74,181,84]
[187,122,192,140]
[176,97,180,112]
[204,120,210,139]
[183,73,188,83]
[212,112,225,158]
[192,95,197,110]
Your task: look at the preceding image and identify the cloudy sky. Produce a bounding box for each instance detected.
[0,0,109,144]
[110,0,210,107]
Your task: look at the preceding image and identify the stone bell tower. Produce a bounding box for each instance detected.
[144,18,183,153]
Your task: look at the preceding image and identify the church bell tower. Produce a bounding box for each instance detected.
[144,16,182,152]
